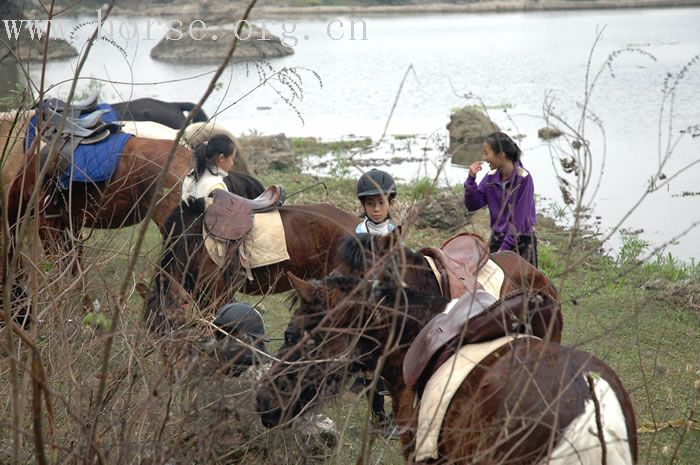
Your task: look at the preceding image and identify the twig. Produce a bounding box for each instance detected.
[89,0,262,458]
[379,64,418,143]
[586,374,607,465]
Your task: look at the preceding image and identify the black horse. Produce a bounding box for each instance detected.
[111,98,209,129]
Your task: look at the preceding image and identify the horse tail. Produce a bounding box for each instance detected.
[176,102,209,122]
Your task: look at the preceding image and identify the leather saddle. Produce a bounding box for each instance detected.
[419,232,490,299]
[204,186,286,241]
[40,92,99,118]
[403,289,559,391]
[35,94,122,172]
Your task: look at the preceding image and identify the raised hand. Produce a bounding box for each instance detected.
[468,162,483,178]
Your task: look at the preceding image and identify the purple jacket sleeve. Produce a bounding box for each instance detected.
[463,176,487,212]
[500,174,535,252]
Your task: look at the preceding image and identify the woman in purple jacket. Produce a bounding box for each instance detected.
[463,131,538,267]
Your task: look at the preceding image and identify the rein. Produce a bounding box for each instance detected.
[284,181,328,200]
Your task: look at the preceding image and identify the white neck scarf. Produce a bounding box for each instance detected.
[364,218,393,236]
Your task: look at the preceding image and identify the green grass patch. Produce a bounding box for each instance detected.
[291,136,373,157]
[408,177,436,201]
[537,242,564,279]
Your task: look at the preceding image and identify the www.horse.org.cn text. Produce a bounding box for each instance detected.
[165,19,368,47]
[1,13,368,49]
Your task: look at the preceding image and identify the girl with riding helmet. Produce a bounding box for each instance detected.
[463,131,538,267]
[181,134,237,206]
[355,169,397,236]
[353,168,400,439]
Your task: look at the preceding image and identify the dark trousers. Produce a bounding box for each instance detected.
[489,233,538,268]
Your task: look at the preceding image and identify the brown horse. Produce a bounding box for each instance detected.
[1,111,256,266]
[144,202,359,333]
[256,275,637,465]
[335,232,563,342]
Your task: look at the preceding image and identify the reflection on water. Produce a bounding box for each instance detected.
[22,8,700,259]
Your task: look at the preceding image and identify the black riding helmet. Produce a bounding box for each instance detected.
[356,169,397,200]
[212,303,269,374]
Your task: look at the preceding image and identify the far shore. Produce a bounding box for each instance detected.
[58,0,700,19]
[255,0,700,16]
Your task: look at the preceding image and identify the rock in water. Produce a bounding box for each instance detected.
[538,127,563,140]
[416,192,472,230]
[238,133,297,173]
[447,107,499,166]
[150,25,293,63]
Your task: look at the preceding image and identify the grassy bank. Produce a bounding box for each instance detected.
[1,168,698,464]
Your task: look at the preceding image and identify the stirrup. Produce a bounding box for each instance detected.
[41,193,65,219]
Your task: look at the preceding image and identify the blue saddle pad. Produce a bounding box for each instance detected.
[25,103,131,187]
[57,132,131,188]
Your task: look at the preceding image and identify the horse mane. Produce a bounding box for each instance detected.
[337,234,376,272]
[369,278,448,331]
[337,233,425,270]
[224,171,265,199]
[292,275,448,343]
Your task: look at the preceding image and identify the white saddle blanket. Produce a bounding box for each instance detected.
[204,210,290,271]
[119,120,180,140]
[119,120,235,149]
[415,335,537,462]
[424,257,505,299]
[240,210,290,269]
[476,259,505,298]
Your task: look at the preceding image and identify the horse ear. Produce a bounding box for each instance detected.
[288,272,317,303]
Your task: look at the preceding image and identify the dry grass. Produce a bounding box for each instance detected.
[1,170,697,464]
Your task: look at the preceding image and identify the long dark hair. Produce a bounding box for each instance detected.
[484,131,521,164]
[192,134,236,180]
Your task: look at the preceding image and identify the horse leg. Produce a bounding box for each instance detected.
[37,211,86,278]
[197,251,240,311]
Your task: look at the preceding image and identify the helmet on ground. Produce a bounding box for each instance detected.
[212,302,269,375]
[356,169,397,199]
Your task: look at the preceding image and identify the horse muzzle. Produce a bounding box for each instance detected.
[256,391,283,428]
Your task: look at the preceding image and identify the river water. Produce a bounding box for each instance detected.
[18,7,700,259]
